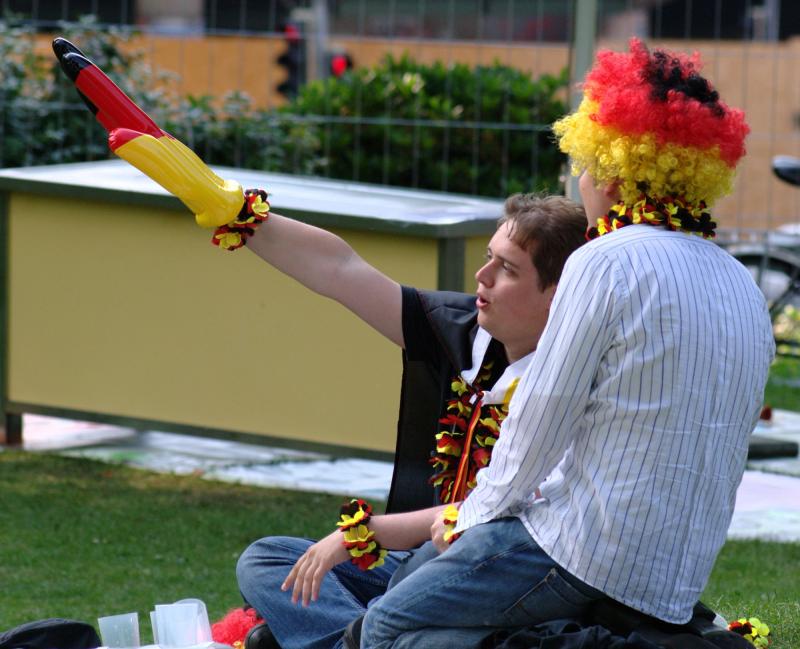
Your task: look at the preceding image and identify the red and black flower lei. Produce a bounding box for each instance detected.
[429,360,510,504]
[587,193,716,241]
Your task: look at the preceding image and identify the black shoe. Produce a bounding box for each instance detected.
[244,622,282,649]
[341,615,364,649]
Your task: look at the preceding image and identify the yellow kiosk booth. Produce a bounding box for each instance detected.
[0,160,501,456]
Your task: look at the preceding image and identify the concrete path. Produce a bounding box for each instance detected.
[12,411,800,543]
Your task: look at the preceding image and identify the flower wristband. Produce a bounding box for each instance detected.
[212,188,270,251]
[337,499,388,571]
[442,504,461,544]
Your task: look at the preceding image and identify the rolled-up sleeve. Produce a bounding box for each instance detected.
[456,247,625,531]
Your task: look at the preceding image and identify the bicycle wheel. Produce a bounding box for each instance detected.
[732,247,800,357]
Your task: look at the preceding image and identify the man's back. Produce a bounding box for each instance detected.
[461,225,774,623]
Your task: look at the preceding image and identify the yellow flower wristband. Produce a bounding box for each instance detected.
[442,504,461,544]
[212,188,270,251]
[337,499,388,571]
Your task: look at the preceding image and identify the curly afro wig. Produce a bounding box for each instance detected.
[553,38,749,207]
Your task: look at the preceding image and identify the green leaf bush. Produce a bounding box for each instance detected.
[0,16,172,168]
[282,54,569,196]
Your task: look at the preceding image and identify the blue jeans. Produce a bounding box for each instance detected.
[236,536,411,649]
[360,517,604,649]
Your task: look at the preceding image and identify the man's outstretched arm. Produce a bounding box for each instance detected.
[246,214,403,347]
[52,37,404,349]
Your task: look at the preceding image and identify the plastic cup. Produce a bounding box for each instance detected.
[175,598,211,643]
[149,612,160,645]
[154,603,198,647]
[97,612,140,648]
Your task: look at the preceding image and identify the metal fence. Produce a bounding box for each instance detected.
[1,0,799,228]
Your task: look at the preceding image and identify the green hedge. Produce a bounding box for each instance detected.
[0,17,171,167]
[281,54,569,196]
[1,18,569,198]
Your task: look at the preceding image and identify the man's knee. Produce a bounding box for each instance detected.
[236,536,308,593]
[360,592,419,649]
[360,601,394,648]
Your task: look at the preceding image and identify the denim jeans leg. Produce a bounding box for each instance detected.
[236,536,407,649]
[360,517,603,649]
[385,540,440,589]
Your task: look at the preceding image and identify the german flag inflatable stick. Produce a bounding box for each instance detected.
[52,37,269,250]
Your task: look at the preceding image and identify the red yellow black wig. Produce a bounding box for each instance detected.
[553,39,749,207]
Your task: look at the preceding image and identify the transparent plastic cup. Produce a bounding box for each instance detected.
[174,599,211,643]
[154,603,198,647]
[97,611,140,648]
[149,611,160,645]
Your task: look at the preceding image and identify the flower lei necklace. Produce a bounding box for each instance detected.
[429,360,513,504]
[587,194,716,241]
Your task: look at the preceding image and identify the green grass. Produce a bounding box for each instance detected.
[1,451,798,647]
[703,541,800,648]
[0,451,343,641]
[764,356,800,412]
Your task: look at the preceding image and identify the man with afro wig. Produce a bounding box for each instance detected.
[355,39,775,649]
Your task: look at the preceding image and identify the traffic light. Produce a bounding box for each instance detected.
[276,23,306,98]
[328,52,353,78]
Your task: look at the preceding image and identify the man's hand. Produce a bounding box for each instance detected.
[430,503,460,553]
[281,529,350,607]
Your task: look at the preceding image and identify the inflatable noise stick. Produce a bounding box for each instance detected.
[52,37,244,229]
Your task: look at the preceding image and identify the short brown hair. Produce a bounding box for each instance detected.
[498,194,587,289]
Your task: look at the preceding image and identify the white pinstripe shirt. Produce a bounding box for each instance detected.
[456,225,775,623]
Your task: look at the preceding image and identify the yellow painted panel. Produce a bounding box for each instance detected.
[8,194,438,452]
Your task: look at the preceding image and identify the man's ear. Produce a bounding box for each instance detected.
[604,180,622,201]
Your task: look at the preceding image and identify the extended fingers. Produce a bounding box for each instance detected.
[281,555,301,593]
[309,562,328,604]
[283,551,314,606]
[281,547,337,607]
[289,556,307,604]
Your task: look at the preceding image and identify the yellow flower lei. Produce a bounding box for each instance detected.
[429,361,510,504]
[588,194,716,241]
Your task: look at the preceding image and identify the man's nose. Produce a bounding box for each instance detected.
[475,262,493,285]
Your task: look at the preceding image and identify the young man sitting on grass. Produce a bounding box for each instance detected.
[235,193,588,649]
[50,38,588,648]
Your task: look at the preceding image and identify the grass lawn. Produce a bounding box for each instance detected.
[0,451,343,641]
[1,450,799,647]
[764,356,800,412]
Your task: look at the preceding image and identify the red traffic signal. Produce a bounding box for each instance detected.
[328,52,353,78]
[276,23,306,98]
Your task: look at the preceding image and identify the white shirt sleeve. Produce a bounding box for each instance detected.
[456,246,626,531]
